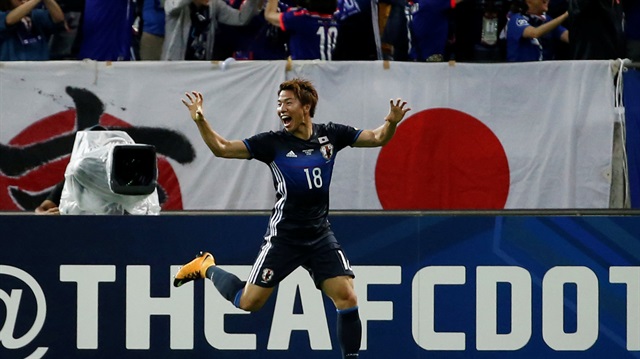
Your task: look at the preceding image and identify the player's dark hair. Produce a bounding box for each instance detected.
[279,78,318,117]
[296,0,337,14]
[510,0,528,14]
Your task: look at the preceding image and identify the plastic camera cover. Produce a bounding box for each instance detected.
[59,130,161,215]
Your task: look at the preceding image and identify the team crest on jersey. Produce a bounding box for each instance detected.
[261,268,274,283]
[320,144,334,160]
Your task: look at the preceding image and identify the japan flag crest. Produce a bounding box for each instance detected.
[320,144,334,161]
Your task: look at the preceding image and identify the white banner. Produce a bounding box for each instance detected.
[0,60,614,211]
[289,60,615,209]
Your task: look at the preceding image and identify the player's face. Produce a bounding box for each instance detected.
[277,90,309,133]
[526,0,548,15]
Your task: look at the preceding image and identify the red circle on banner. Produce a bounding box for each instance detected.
[375,108,510,209]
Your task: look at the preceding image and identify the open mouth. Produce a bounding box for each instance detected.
[281,116,292,127]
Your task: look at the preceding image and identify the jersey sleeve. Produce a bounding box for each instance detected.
[507,14,529,41]
[243,131,277,163]
[551,21,568,39]
[326,122,362,151]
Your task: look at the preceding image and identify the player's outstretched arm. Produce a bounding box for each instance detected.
[182,91,250,159]
[353,98,411,148]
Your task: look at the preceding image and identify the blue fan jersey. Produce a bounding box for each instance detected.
[409,0,456,61]
[280,8,338,60]
[506,13,567,62]
[243,122,362,243]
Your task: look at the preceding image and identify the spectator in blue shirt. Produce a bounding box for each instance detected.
[76,0,135,61]
[504,0,568,61]
[0,0,65,60]
[264,0,338,60]
[163,0,263,60]
[213,0,292,60]
[333,0,406,60]
[409,0,462,62]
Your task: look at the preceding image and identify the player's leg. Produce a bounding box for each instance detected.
[322,275,358,309]
[205,265,247,306]
[322,276,361,359]
[238,238,302,311]
[235,283,275,312]
[307,239,361,359]
[206,264,274,311]
[173,251,274,311]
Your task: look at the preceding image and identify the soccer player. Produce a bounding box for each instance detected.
[174,78,410,358]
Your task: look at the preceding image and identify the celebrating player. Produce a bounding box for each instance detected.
[174,78,410,358]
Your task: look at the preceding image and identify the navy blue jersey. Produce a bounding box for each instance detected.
[280,8,338,60]
[409,0,455,61]
[505,13,567,62]
[243,122,362,243]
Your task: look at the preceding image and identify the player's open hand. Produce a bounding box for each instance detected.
[182,91,205,122]
[385,98,411,125]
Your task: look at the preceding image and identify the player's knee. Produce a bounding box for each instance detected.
[237,284,274,312]
[344,291,358,308]
[238,296,267,312]
[334,289,358,310]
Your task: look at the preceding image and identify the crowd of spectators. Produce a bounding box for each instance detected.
[0,0,637,62]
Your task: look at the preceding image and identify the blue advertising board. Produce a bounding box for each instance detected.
[1,213,639,358]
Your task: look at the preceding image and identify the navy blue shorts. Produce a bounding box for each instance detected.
[247,233,355,289]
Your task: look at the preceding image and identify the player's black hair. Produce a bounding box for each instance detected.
[510,0,529,14]
[279,78,319,117]
[296,0,337,14]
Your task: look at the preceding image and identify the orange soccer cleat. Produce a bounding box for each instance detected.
[173,251,215,287]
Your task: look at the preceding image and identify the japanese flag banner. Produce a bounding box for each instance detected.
[289,60,615,209]
[0,60,614,210]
